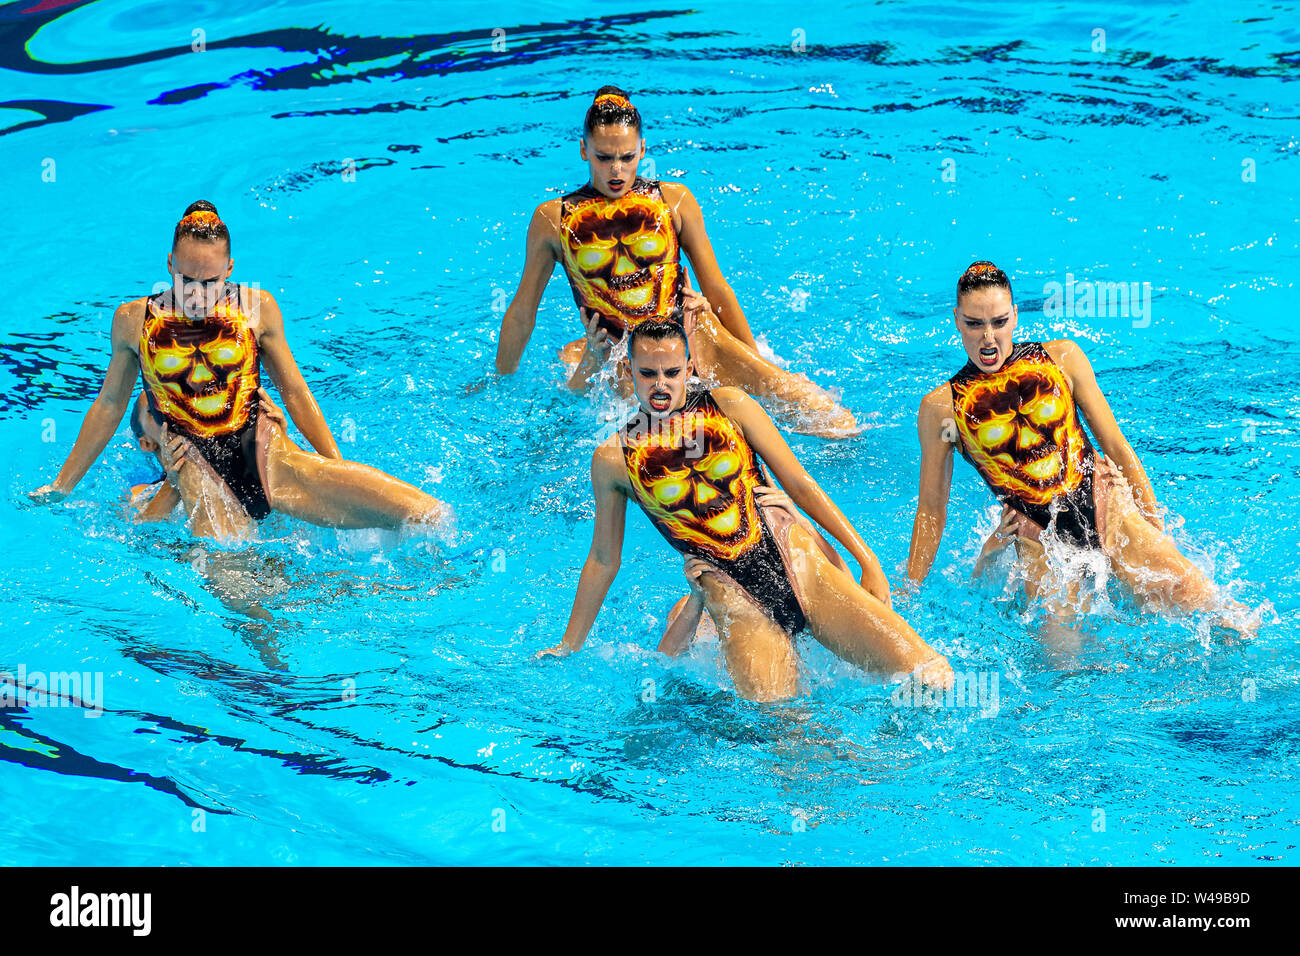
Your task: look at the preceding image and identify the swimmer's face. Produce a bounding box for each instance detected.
[167,236,233,318]
[955,286,1017,372]
[629,336,692,417]
[580,125,645,199]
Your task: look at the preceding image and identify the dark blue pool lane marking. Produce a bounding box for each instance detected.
[0,97,108,136]
[0,3,693,83]
[110,636,658,811]
[0,705,232,813]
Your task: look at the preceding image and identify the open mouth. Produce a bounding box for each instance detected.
[1020,446,1064,484]
[648,389,672,412]
[675,500,741,536]
[978,345,999,367]
[593,270,658,314]
[607,178,625,191]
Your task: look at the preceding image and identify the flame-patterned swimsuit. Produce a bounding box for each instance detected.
[559,177,684,339]
[138,282,271,520]
[949,341,1099,548]
[620,388,807,635]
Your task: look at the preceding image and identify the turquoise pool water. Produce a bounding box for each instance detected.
[1,0,1296,865]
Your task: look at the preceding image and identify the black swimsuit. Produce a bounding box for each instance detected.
[559,176,684,339]
[620,388,806,635]
[138,282,271,520]
[949,341,1099,548]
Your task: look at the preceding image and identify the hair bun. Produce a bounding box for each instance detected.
[594,92,633,110]
[183,199,219,218]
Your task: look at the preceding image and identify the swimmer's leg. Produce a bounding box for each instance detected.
[170,440,255,542]
[1095,470,1250,630]
[786,523,952,686]
[1012,535,1090,662]
[262,431,449,530]
[693,570,800,702]
[691,313,858,438]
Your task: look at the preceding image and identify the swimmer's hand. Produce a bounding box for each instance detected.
[754,484,804,524]
[536,643,572,659]
[577,307,613,364]
[973,506,1040,578]
[999,504,1042,542]
[1097,456,1164,533]
[257,387,288,433]
[682,555,714,594]
[680,277,711,339]
[159,424,201,494]
[28,484,68,505]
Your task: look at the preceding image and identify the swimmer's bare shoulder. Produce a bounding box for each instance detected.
[657,181,696,231]
[592,434,631,495]
[916,384,957,457]
[1041,338,1080,362]
[112,297,148,355]
[1041,339,1089,390]
[528,198,564,258]
[919,383,955,425]
[709,385,750,415]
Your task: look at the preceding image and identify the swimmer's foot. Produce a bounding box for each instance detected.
[1211,599,1261,641]
[916,654,955,692]
[766,375,860,439]
[401,500,455,533]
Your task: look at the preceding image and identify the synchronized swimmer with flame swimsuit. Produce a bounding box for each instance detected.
[621,387,807,634]
[138,281,270,519]
[949,340,1106,549]
[560,175,685,339]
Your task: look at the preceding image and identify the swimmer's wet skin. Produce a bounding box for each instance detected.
[493,84,858,438]
[541,319,952,702]
[907,260,1255,631]
[31,200,450,535]
[128,388,273,541]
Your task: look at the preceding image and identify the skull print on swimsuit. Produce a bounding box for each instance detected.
[621,389,807,635]
[949,341,1100,548]
[559,177,683,339]
[139,282,271,519]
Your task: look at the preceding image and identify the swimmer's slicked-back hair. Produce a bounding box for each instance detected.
[627,319,688,361]
[173,199,230,254]
[585,85,641,136]
[956,260,1012,304]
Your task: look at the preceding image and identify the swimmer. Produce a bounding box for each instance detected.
[32,200,448,531]
[907,260,1253,630]
[494,85,858,438]
[540,319,952,702]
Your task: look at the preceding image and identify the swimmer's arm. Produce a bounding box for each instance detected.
[133,482,180,522]
[972,531,1006,579]
[255,290,342,460]
[718,388,891,603]
[907,389,956,584]
[549,447,628,655]
[668,184,761,353]
[565,308,612,393]
[1054,341,1162,529]
[34,303,141,502]
[972,506,1021,579]
[658,589,705,657]
[497,203,559,375]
